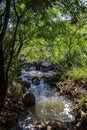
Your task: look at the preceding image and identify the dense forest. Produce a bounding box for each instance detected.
[0,0,87,130]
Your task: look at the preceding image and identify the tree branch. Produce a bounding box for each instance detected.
[6,17,20,77]
[0,0,10,45]
[13,0,27,19]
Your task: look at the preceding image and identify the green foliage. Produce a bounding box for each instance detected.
[67,67,87,79]
[11,90,21,103]
[21,6,87,67]
[78,96,87,112]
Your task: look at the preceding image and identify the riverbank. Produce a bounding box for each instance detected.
[55,75,87,130]
[0,74,87,130]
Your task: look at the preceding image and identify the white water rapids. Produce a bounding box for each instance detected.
[18,70,75,129]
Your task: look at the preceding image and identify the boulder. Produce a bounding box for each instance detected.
[23,93,35,107]
[20,80,30,93]
[32,77,40,85]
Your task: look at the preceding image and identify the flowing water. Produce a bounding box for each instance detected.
[18,70,75,129]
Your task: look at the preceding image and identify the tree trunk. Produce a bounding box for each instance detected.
[0,0,10,112]
[0,45,8,112]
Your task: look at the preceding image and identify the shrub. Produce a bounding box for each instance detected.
[78,96,87,112]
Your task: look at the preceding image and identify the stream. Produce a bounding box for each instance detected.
[18,70,75,130]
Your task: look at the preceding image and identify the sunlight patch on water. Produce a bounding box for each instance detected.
[34,94,74,122]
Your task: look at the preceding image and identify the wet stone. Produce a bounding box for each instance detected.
[23,93,35,107]
[32,77,40,85]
